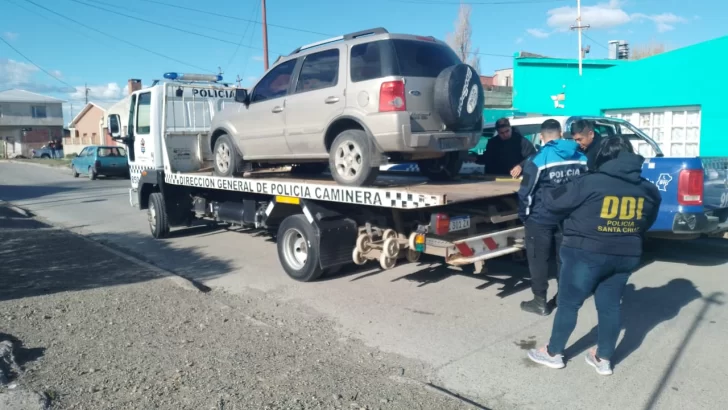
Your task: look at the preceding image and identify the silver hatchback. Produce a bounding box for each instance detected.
[209,27,485,186]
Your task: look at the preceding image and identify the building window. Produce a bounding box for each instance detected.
[31,106,47,118]
[604,106,701,157]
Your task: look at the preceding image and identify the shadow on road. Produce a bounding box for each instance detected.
[0,206,234,303]
[0,332,45,375]
[0,184,78,202]
[563,278,703,365]
[643,238,728,267]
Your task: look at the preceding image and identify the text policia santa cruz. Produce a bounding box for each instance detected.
[177,175,384,206]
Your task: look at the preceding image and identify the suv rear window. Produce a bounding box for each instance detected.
[350,39,461,82]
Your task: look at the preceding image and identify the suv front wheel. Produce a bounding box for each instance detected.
[213,133,244,177]
[329,129,379,186]
[417,151,465,182]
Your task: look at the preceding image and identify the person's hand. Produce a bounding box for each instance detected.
[510,165,522,178]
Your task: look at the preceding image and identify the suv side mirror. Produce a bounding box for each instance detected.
[107,114,122,139]
[234,88,249,105]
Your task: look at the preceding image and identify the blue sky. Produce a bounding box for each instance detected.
[0,0,724,124]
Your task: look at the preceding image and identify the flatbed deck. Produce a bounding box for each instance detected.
[163,169,521,209]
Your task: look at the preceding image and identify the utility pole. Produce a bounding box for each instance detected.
[84,83,89,104]
[570,0,590,76]
[261,0,269,71]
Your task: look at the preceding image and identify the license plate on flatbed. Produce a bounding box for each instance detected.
[449,216,470,232]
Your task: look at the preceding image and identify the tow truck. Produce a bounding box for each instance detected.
[107,73,526,281]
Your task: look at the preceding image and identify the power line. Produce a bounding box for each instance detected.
[582,32,609,51]
[226,0,260,70]
[239,3,264,81]
[132,0,330,37]
[89,0,243,39]
[0,35,75,90]
[68,0,281,54]
[22,0,214,73]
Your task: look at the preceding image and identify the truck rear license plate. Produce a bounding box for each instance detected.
[449,216,470,232]
[439,138,462,150]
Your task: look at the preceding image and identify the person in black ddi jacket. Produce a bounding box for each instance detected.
[526,137,662,376]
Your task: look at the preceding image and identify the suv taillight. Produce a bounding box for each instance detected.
[379,81,406,112]
[678,169,703,206]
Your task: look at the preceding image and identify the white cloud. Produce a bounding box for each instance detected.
[515,37,524,44]
[69,83,123,101]
[0,59,37,84]
[633,13,687,33]
[2,32,19,41]
[526,28,551,39]
[543,0,686,33]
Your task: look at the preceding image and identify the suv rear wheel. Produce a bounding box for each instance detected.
[417,151,465,182]
[213,134,244,177]
[329,129,379,187]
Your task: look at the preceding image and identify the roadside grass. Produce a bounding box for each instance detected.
[2,158,72,167]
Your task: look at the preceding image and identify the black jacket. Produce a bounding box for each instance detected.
[544,152,662,257]
[582,132,603,171]
[517,139,588,225]
[478,129,537,175]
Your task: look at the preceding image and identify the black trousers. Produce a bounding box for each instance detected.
[524,220,563,299]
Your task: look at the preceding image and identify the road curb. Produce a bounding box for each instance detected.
[3,160,70,171]
[4,202,205,294]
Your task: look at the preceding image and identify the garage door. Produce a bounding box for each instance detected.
[604,106,701,157]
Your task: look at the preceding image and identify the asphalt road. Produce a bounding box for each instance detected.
[2,161,727,410]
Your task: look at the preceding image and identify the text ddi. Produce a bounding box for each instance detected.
[600,196,645,220]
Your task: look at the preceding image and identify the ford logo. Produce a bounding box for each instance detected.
[409,90,421,96]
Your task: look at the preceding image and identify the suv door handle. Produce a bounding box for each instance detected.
[271,106,283,113]
[324,96,340,104]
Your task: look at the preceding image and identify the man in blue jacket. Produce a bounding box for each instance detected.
[517,119,588,316]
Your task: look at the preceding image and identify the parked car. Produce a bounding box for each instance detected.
[208,27,485,186]
[31,145,64,159]
[71,145,129,180]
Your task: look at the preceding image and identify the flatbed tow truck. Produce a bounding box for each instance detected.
[107,73,526,281]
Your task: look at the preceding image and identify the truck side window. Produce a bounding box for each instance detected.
[136,92,152,135]
[250,59,297,103]
[127,94,137,162]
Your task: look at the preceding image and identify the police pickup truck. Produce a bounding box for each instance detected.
[390,115,728,239]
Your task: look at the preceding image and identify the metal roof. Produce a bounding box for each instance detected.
[0,89,66,103]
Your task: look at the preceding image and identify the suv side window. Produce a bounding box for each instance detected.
[350,41,386,82]
[295,49,340,93]
[250,59,297,103]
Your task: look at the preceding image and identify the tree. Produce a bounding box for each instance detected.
[630,42,667,60]
[446,4,481,73]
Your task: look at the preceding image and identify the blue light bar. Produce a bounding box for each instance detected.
[163,72,223,82]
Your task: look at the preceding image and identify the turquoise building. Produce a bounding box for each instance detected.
[512,35,728,157]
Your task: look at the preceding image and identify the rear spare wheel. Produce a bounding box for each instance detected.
[434,64,485,131]
[329,129,379,187]
[277,214,323,282]
[213,133,244,177]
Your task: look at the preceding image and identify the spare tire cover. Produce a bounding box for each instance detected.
[434,64,485,131]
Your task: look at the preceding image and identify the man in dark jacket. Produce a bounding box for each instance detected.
[517,119,588,315]
[478,118,536,177]
[570,119,602,170]
[527,137,662,376]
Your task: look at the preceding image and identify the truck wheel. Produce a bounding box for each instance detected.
[148,192,170,239]
[88,166,97,180]
[213,133,244,177]
[276,214,323,282]
[417,151,465,181]
[329,129,379,187]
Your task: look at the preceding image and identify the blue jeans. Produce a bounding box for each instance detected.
[548,245,641,360]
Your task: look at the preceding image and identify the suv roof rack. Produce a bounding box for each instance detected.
[287,27,389,57]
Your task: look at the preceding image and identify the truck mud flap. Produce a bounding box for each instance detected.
[300,199,357,269]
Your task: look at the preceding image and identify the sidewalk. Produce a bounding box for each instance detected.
[0,207,471,410]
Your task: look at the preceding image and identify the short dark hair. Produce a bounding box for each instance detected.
[594,137,635,169]
[540,119,561,134]
[570,119,594,136]
[495,118,511,130]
